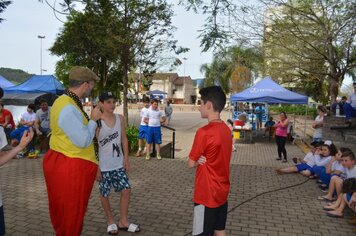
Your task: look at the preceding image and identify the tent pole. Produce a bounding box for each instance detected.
[304,104,308,140]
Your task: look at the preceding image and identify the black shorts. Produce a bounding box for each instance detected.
[192,201,228,236]
[0,206,5,236]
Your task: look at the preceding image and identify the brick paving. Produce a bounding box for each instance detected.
[1,110,355,235]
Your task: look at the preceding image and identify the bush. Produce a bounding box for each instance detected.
[269,105,317,117]
[126,124,139,153]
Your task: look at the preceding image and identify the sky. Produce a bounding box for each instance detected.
[0,1,212,80]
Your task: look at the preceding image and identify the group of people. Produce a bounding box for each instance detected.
[0,99,51,156]
[275,140,356,230]
[1,66,231,236]
[135,97,168,160]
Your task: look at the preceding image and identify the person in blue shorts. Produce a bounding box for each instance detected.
[10,104,36,148]
[136,97,150,157]
[322,177,356,219]
[275,141,323,176]
[144,99,166,160]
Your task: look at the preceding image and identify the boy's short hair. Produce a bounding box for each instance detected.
[310,141,323,147]
[199,86,226,112]
[99,91,116,102]
[342,178,356,194]
[28,104,35,111]
[39,99,48,104]
[151,99,159,104]
[342,151,356,160]
[340,147,352,154]
[143,97,150,103]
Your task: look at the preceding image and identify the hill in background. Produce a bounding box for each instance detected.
[0,67,33,84]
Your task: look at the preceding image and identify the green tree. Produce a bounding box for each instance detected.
[200,44,262,93]
[259,0,356,103]
[179,0,238,52]
[0,0,11,23]
[47,0,180,124]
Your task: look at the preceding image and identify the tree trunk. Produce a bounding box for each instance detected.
[123,63,129,125]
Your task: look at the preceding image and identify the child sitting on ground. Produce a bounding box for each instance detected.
[322,176,356,218]
[317,147,349,191]
[275,141,322,175]
[263,116,275,137]
[318,150,356,202]
[308,141,337,178]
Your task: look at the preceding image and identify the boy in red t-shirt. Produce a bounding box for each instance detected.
[188,86,232,236]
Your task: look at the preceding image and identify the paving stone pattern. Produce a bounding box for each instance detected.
[1,110,355,235]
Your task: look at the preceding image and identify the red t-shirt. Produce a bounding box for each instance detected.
[0,109,15,129]
[189,121,232,208]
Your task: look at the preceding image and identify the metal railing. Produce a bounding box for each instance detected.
[161,124,176,159]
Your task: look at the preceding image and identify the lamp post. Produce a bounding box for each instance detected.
[37,35,45,75]
[183,57,188,76]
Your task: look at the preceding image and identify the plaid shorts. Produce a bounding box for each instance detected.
[99,168,131,197]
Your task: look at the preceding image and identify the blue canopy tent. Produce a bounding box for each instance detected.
[230,77,308,104]
[146,89,167,101]
[0,75,15,88]
[230,77,308,138]
[4,75,65,94]
[2,75,65,106]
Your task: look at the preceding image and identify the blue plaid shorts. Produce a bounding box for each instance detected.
[99,168,131,197]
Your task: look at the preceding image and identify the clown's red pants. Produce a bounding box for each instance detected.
[43,149,97,236]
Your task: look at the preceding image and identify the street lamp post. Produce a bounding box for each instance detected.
[183,57,187,76]
[37,35,45,75]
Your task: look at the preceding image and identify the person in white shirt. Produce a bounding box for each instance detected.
[312,105,327,142]
[275,141,322,175]
[10,104,36,148]
[322,151,356,218]
[318,150,356,203]
[144,99,166,160]
[136,97,150,157]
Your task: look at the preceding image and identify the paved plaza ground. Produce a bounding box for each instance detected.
[1,110,355,235]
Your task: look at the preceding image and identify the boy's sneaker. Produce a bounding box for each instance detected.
[157,154,162,160]
[136,150,141,157]
[317,179,323,184]
[145,153,150,160]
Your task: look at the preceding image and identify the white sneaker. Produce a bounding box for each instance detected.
[145,153,150,160]
[136,150,141,157]
[157,154,162,160]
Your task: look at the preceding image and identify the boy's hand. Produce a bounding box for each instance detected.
[96,169,102,182]
[18,128,34,150]
[197,156,206,165]
[91,105,102,121]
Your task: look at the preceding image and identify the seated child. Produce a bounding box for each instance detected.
[275,141,322,175]
[263,116,276,137]
[309,141,337,178]
[317,147,349,190]
[322,177,356,218]
[318,150,356,202]
[10,104,36,148]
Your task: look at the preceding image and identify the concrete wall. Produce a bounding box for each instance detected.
[323,116,356,153]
